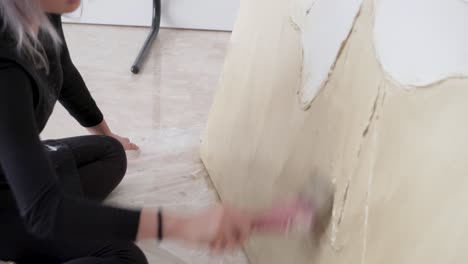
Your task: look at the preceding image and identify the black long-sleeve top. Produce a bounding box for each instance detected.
[0,15,141,240]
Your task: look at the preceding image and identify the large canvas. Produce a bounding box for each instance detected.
[201,0,468,263]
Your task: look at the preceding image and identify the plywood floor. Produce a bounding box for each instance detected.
[37,24,248,264]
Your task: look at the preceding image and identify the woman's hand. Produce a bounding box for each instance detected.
[86,120,139,150]
[137,205,253,253]
[107,132,139,151]
[161,204,253,252]
[212,205,252,251]
[185,204,253,252]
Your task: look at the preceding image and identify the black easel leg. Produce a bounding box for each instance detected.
[131,0,161,74]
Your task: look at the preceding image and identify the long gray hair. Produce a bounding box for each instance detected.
[0,0,62,72]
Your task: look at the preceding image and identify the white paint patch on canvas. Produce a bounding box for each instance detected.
[296,0,364,108]
[374,0,468,87]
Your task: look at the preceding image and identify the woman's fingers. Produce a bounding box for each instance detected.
[233,208,254,242]
[109,133,140,151]
[226,228,242,252]
[210,234,225,254]
[208,216,233,253]
[223,223,238,252]
[180,204,253,253]
[120,137,139,150]
[238,220,251,244]
[213,207,253,253]
[126,142,139,150]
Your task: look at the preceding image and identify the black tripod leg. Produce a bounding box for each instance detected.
[131,0,161,74]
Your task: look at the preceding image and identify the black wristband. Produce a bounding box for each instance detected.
[157,208,163,242]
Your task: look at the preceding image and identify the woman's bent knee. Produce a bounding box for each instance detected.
[101,135,127,181]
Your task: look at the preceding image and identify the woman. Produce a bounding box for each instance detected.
[0,1,256,263]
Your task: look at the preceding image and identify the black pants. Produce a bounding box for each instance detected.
[0,136,148,264]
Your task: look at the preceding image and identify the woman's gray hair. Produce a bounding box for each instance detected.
[0,0,62,72]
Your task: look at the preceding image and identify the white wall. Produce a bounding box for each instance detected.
[63,0,239,31]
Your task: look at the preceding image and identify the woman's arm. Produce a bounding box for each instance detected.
[0,64,253,248]
[0,64,140,240]
[52,14,103,128]
[52,15,138,150]
[0,62,255,248]
[137,206,253,251]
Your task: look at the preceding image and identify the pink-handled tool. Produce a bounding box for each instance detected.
[252,175,335,238]
[252,197,316,236]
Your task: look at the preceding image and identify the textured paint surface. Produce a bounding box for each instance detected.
[295,0,363,108]
[374,0,468,87]
[201,0,468,263]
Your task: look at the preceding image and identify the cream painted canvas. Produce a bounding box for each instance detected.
[201,0,468,263]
